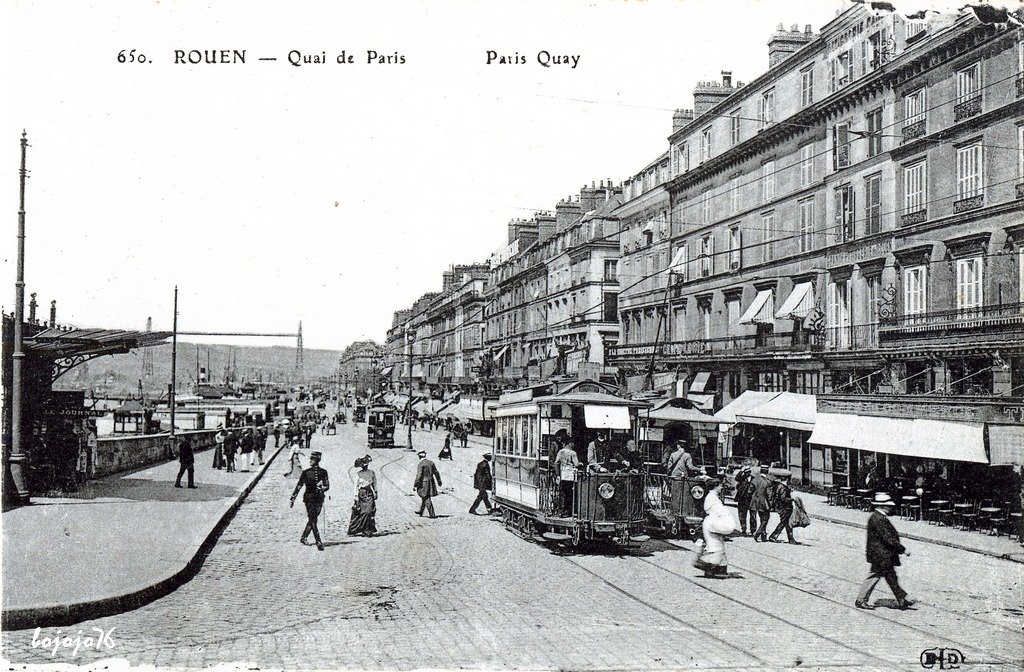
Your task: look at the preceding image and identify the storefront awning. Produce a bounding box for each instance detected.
[735,392,816,432]
[687,393,716,411]
[714,391,782,425]
[493,345,509,364]
[775,282,815,320]
[989,425,1024,466]
[738,289,774,325]
[809,413,988,463]
[689,372,712,393]
[584,405,631,429]
[645,403,721,425]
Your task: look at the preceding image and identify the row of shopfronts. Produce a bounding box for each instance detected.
[710,390,1023,500]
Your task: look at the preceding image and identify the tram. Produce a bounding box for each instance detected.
[366,405,396,448]
[353,403,367,423]
[491,380,649,548]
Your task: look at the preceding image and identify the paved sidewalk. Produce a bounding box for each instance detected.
[1,442,284,629]
[795,490,1024,563]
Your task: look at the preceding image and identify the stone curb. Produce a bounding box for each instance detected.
[1,443,286,631]
[805,509,1024,565]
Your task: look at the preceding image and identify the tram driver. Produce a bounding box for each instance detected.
[586,432,612,473]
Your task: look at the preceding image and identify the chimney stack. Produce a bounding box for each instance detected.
[672,108,695,132]
[28,293,37,322]
[768,22,814,68]
[50,300,56,326]
[721,70,732,87]
[693,76,735,117]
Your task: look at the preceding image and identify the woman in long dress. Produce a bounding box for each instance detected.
[348,456,378,536]
[282,439,304,478]
[694,479,733,577]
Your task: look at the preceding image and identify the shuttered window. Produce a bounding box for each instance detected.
[700,234,714,277]
[955,257,983,312]
[903,160,926,215]
[956,63,980,103]
[799,198,815,252]
[827,281,851,348]
[762,160,776,202]
[729,225,742,269]
[864,174,881,235]
[904,89,925,125]
[762,212,776,261]
[833,122,851,170]
[956,143,984,200]
[800,143,814,186]
[835,185,855,242]
[903,266,928,322]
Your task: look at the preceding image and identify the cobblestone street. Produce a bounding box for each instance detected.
[3,424,1022,671]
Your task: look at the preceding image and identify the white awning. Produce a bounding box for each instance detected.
[493,345,510,364]
[775,282,815,320]
[583,405,631,429]
[738,289,774,325]
[380,366,394,376]
[669,247,687,271]
[714,391,782,425]
[735,392,816,432]
[641,220,654,234]
[989,425,1024,466]
[809,413,988,463]
[689,371,712,393]
[646,405,721,425]
[687,393,716,411]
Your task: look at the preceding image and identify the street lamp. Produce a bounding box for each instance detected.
[406,327,416,450]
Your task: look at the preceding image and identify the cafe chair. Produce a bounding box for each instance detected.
[958,499,980,531]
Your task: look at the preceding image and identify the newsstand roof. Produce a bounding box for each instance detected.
[24,327,172,358]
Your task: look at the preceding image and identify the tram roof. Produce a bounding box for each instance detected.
[532,391,647,407]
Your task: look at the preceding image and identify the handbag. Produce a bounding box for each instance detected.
[790,496,811,528]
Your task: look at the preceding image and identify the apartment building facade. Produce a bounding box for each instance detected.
[609,6,1024,487]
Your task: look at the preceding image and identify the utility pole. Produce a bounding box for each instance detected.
[169,286,178,437]
[406,326,416,451]
[9,131,30,503]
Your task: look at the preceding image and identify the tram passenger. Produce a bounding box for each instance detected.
[555,439,581,516]
[587,432,612,473]
[665,439,698,477]
[618,439,643,473]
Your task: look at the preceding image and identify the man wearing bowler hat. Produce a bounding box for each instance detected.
[856,492,916,610]
[290,451,329,550]
[469,453,494,515]
[414,450,443,518]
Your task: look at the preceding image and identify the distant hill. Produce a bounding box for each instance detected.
[55,341,340,396]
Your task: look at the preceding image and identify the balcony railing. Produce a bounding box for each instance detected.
[900,209,927,226]
[954,95,982,122]
[609,331,825,360]
[901,119,926,144]
[952,193,984,213]
[879,301,1024,340]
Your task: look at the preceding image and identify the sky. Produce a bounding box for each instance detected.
[0,0,925,351]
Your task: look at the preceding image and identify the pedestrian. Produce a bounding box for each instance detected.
[213,426,226,470]
[734,467,755,536]
[256,427,266,465]
[693,479,733,577]
[224,430,237,472]
[469,453,494,515]
[290,451,329,551]
[855,493,916,610]
[348,456,378,536]
[413,450,443,518]
[460,424,469,449]
[665,439,698,477]
[283,438,304,477]
[305,421,315,449]
[174,437,196,489]
[554,438,580,516]
[439,432,453,460]
[749,466,772,542]
[247,428,261,471]
[239,429,253,472]
[768,469,799,544]
[273,424,281,448]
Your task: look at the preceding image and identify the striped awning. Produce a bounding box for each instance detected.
[738,290,774,325]
[775,282,815,320]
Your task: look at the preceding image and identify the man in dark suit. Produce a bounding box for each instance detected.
[175,438,196,488]
[768,470,799,544]
[856,493,915,609]
[734,467,755,536]
[749,466,772,541]
[414,450,443,518]
[469,453,494,515]
[290,451,329,550]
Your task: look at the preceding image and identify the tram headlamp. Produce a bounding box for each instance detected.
[690,484,706,500]
[598,483,616,500]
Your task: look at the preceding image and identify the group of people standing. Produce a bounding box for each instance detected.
[212,426,268,473]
